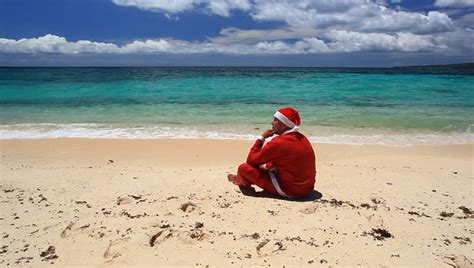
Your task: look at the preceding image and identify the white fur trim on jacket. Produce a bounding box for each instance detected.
[269,170,292,198]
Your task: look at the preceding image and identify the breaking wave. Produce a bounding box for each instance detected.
[1,123,473,145]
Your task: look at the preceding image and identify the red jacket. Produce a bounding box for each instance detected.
[246,132,316,197]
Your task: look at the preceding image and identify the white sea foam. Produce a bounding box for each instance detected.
[0,123,257,140]
[1,123,473,145]
[309,134,474,145]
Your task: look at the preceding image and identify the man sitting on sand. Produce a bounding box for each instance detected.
[228,107,316,199]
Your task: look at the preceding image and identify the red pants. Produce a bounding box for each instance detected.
[237,163,278,195]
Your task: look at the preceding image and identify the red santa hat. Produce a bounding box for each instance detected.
[274,107,301,129]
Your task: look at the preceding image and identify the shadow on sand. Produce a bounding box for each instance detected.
[239,186,322,202]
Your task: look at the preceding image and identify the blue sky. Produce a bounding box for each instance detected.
[1,0,473,67]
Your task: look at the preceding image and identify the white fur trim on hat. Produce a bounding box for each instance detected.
[274,111,296,128]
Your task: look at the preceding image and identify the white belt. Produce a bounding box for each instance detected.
[269,171,292,198]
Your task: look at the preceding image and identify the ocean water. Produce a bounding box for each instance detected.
[1,66,473,145]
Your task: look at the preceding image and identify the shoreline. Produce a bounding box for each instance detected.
[1,128,473,145]
[1,137,473,155]
[0,138,472,266]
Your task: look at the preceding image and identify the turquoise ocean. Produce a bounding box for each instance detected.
[1,66,473,145]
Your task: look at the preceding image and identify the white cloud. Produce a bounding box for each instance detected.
[112,0,456,36]
[374,0,389,6]
[111,0,196,13]
[295,38,330,53]
[0,32,452,55]
[0,35,204,54]
[359,11,453,34]
[0,35,121,54]
[434,0,474,8]
[431,28,474,55]
[454,13,474,28]
[210,27,319,44]
[251,0,454,34]
[121,39,175,53]
[251,0,319,27]
[375,0,402,5]
[207,0,251,16]
[111,0,251,17]
[321,30,439,52]
[110,0,459,37]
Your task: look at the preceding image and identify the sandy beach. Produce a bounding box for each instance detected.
[0,139,472,267]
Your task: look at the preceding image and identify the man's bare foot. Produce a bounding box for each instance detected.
[227,174,237,182]
[227,174,251,188]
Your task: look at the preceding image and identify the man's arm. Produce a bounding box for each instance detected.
[249,129,274,154]
[246,129,284,167]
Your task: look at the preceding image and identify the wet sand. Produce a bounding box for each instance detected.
[0,139,472,266]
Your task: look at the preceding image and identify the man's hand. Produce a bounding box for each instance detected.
[261,129,275,139]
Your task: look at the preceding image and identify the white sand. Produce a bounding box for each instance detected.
[0,139,472,267]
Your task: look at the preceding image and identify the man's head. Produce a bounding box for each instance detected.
[271,117,289,135]
[272,107,301,135]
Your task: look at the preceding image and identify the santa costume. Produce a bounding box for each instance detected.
[236,107,316,198]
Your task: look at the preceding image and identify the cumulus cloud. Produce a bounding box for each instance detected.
[207,0,251,16]
[431,28,474,54]
[0,32,452,55]
[358,11,453,34]
[210,27,319,44]
[434,0,474,8]
[0,35,121,54]
[454,13,474,28]
[0,35,196,54]
[111,0,251,17]
[323,31,439,52]
[3,1,471,57]
[110,0,454,35]
[111,0,196,13]
[106,0,466,53]
[251,0,454,34]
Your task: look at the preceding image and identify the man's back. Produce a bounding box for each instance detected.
[246,132,316,197]
[267,132,316,196]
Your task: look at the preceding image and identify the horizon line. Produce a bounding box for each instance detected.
[1,62,473,69]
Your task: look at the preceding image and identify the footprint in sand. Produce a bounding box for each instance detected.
[60,221,91,239]
[103,238,130,260]
[116,196,133,205]
[367,214,385,229]
[443,254,473,268]
[117,195,143,205]
[301,204,319,214]
[256,239,286,256]
[149,229,173,247]
[103,234,149,263]
[176,229,209,244]
[179,202,196,213]
[370,196,386,205]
